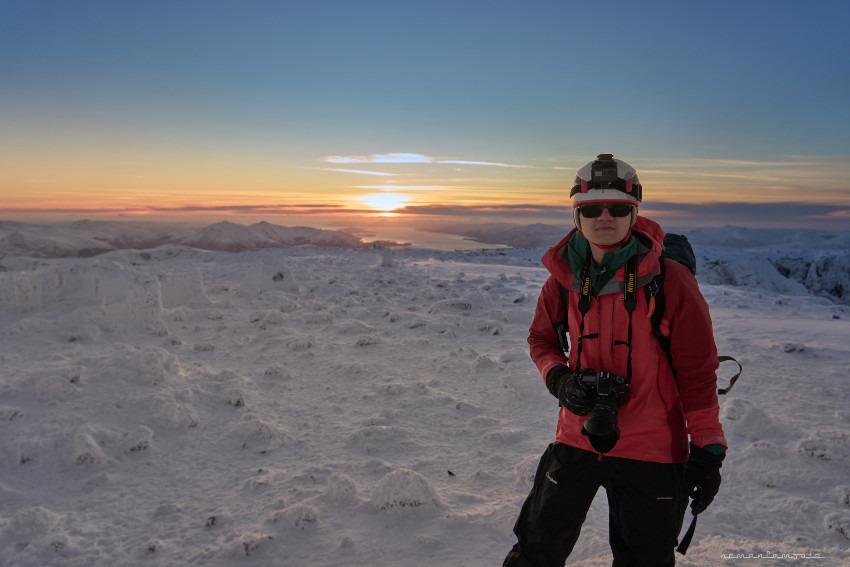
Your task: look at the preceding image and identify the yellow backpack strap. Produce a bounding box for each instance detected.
[717,356,742,395]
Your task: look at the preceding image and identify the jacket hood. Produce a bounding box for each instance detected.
[541,215,666,288]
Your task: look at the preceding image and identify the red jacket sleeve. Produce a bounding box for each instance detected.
[664,262,728,449]
[527,275,569,384]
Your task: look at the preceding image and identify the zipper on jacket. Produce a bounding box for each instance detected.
[608,297,616,361]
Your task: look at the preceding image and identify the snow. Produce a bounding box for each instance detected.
[0,221,849,566]
[0,220,367,259]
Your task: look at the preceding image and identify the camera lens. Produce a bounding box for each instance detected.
[583,399,620,437]
[582,398,621,453]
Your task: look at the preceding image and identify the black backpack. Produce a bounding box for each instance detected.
[558,233,741,395]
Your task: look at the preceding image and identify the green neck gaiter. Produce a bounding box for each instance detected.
[567,232,638,296]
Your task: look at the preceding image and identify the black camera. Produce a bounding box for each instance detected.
[576,368,630,452]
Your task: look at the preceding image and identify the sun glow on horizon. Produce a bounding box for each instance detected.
[355,193,410,213]
[2,153,849,229]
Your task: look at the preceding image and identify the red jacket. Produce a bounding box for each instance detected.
[529,216,727,463]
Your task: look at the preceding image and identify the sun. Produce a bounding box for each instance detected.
[356,193,410,214]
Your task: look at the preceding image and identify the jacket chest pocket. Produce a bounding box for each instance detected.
[576,293,655,377]
[570,294,625,372]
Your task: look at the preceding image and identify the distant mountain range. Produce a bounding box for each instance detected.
[4,219,849,259]
[2,219,849,305]
[0,220,369,258]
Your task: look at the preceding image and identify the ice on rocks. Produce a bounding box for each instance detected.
[227,417,279,441]
[263,363,293,380]
[0,406,24,422]
[93,344,184,386]
[326,472,359,503]
[370,468,442,510]
[8,506,59,536]
[154,400,199,430]
[122,425,154,454]
[797,431,850,462]
[32,374,80,399]
[157,269,211,308]
[238,533,275,556]
[72,429,109,465]
[236,265,297,297]
[272,504,319,529]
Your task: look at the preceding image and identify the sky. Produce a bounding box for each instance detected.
[2,0,850,234]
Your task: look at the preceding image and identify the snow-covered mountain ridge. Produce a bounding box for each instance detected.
[0,220,368,258]
[417,222,850,305]
[0,221,850,304]
[2,220,847,305]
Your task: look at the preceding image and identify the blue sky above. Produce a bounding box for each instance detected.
[2,0,849,230]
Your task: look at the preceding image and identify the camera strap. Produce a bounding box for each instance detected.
[574,248,595,371]
[622,255,638,383]
[573,250,638,383]
[577,248,593,315]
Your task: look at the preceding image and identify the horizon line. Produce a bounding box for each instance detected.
[2,200,849,231]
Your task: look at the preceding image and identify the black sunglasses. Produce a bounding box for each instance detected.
[579,203,633,218]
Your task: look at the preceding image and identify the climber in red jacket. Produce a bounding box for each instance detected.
[503,154,727,567]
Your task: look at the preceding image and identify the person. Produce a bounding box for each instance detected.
[503,154,727,567]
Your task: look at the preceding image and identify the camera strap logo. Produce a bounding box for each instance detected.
[626,272,637,296]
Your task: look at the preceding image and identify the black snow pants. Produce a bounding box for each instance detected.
[503,443,688,567]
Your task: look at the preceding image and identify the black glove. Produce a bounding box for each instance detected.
[546,365,594,416]
[684,443,725,514]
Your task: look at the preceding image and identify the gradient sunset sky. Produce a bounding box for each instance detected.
[2,0,849,232]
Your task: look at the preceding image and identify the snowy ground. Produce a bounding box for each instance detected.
[1,241,849,566]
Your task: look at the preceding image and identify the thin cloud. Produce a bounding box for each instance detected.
[438,160,533,168]
[324,153,533,168]
[4,204,352,217]
[654,155,850,169]
[392,203,574,217]
[318,168,395,176]
[357,185,490,191]
[804,209,850,219]
[325,153,433,164]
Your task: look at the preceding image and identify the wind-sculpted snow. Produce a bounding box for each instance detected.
[419,222,850,303]
[0,220,366,257]
[685,225,850,250]
[3,220,848,305]
[804,253,850,303]
[696,246,850,305]
[417,221,850,251]
[0,244,848,566]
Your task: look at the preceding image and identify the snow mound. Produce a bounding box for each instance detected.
[326,472,359,503]
[370,468,443,510]
[797,431,850,462]
[271,504,319,530]
[97,345,185,386]
[157,269,211,308]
